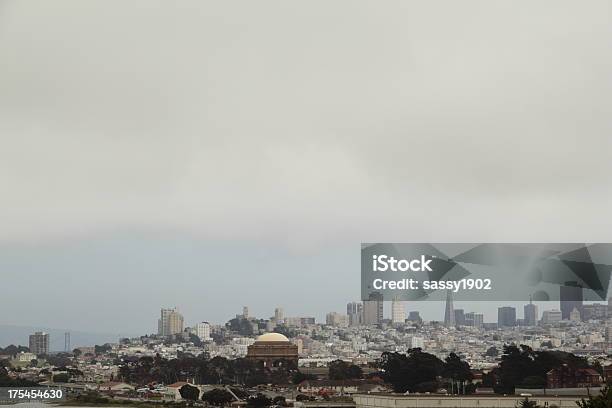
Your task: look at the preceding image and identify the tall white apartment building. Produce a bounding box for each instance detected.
[391,299,406,324]
[193,322,211,341]
[158,307,184,336]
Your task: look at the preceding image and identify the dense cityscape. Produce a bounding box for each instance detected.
[2,291,612,406]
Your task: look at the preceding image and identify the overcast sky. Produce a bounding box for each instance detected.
[1,1,611,336]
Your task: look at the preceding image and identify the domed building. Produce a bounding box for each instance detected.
[246,333,299,368]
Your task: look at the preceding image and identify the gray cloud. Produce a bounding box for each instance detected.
[0,1,611,333]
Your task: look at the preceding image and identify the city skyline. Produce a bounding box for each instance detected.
[2,296,602,350]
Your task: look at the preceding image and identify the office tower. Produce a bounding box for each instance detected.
[454,309,466,326]
[158,307,184,336]
[465,312,483,328]
[363,292,383,325]
[64,332,70,353]
[498,306,517,327]
[274,307,284,323]
[391,299,406,324]
[524,297,539,326]
[444,290,455,327]
[193,322,211,340]
[472,313,484,328]
[346,302,363,326]
[29,332,49,355]
[326,312,348,327]
[542,309,562,324]
[408,311,422,323]
[242,306,250,319]
[560,281,583,320]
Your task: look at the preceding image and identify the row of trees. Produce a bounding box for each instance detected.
[490,344,591,394]
[119,355,299,387]
[118,353,369,387]
[378,350,473,393]
[0,345,29,355]
[0,365,38,387]
[378,345,600,395]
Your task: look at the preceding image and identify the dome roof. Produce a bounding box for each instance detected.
[255,332,290,343]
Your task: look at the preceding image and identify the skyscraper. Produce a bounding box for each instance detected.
[472,313,484,328]
[158,307,184,336]
[363,292,383,326]
[498,306,517,327]
[29,331,49,355]
[444,290,455,327]
[560,281,583,320]
[274,307,284,323]
[524,297,539,326]
[391,299,406,324]
[465,312,483,328]
[242,306,250,319]
[454,309,466,326]
[346,302,363,326]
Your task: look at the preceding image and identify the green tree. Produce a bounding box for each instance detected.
[293,371,317,384]
[494,345,591,394]
[201,388,234,406]
[179,384,200,401]
[443,353,473,382]
[378,349,444,393]
[329,360,363,380]
[443,353,473,394]
[227,318,254,335]
[247,393,272,408]
[53,373,70,383]
[94,344,112,354]
[577,386,612,408]
[189,333,203,347]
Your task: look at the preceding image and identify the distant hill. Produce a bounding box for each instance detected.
[0,324,138,351]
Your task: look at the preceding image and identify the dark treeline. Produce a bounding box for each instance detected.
[118,355,299,387]
[489,344,592,394]
[0,365,38,387]
[0,345,29,354]
[378,350,473,393]
[378,345,599,395]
